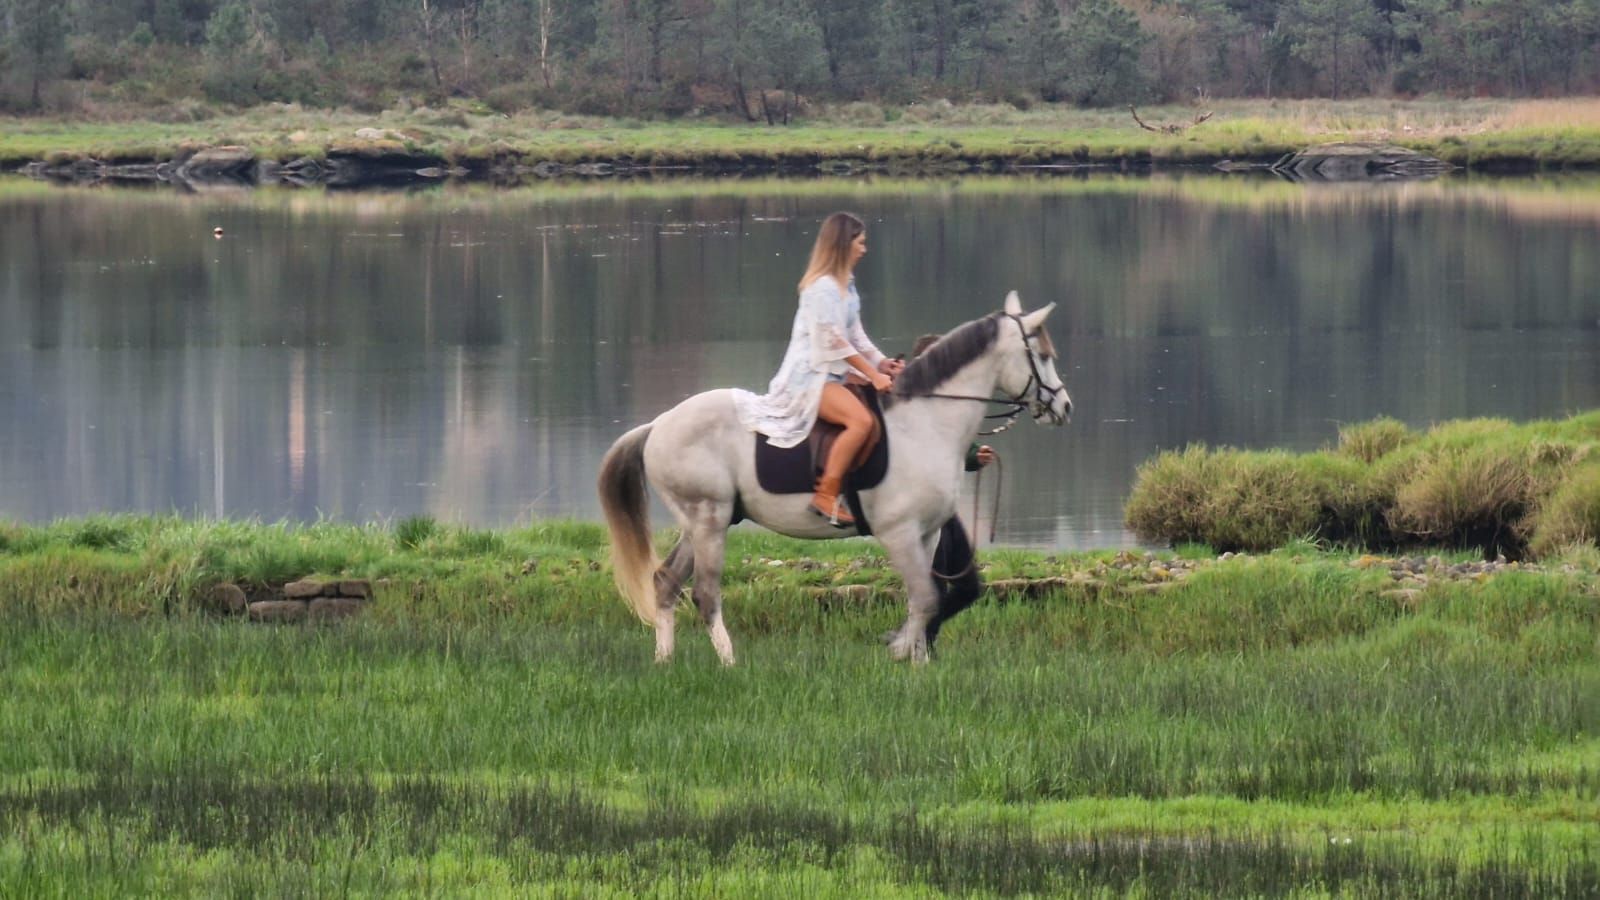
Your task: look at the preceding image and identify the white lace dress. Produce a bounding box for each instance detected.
[733,274,886,448]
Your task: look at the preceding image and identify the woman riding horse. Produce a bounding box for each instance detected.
[732,212,904,529]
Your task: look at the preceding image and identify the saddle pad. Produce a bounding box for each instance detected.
[754,387,890,495]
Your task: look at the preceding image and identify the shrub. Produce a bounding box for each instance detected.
[1336,417,1412,463]
[1127,447,1328,552]
[484,82,538,115]
[1125,445,1224,548]
[395,515,439,552]
[1527,463,1600,559]
[1387,444,1536,555]
[1199,451,1326,552]
[1127,412,1600,557]
[825,101,887,126]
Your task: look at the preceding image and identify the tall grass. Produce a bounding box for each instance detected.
[0,513,1597,893]
[0,611,1595,894]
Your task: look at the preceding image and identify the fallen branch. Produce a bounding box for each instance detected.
[1130,106,1214,134]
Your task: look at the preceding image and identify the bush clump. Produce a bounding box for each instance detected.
[1527,463,1600,558]
[1126,412,1600,560]
[1387,444,1538,556]
[1336,416,1412,463]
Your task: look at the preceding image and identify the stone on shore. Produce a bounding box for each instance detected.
[1271,142,1453,181]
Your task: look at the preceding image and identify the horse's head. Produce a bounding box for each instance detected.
[998,291,1072,425]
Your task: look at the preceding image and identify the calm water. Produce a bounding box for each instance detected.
[2,175,1598,548]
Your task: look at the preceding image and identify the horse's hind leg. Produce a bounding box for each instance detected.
[653,538,694,663]
[684,505,736,666]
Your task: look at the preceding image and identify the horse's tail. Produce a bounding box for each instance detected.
[597,423,659,626]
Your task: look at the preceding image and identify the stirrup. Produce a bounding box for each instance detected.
[810,494,855,529]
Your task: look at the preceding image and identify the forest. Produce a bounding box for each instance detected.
[1,1,1598,118]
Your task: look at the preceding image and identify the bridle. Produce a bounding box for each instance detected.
[900,313,1067,435]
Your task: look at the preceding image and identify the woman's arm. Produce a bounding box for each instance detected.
[845,353,892,390]
[843,283,887,368]
[808,279,891,390]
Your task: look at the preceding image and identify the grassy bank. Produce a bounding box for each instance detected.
[8,98,1600,174]
[1,515,1598,894]
[1127,411,1600,560]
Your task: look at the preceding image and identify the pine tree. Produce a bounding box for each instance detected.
[1061,0,1150,106]
[10,0,67,108]
[1284,0,1378,99]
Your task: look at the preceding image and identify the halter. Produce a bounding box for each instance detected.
[902,313,1066,435]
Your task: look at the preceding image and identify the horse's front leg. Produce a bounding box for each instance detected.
[879,524,941,664]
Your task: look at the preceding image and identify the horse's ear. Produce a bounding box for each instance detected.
[1020,302,1056,331]
[1003,291,1022,315]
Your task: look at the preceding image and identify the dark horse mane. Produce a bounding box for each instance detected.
[889,314,1001,403]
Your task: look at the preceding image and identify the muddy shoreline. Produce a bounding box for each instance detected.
[6,142,1556,189]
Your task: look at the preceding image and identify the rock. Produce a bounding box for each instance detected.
[323,150,445,187]
[283,579,326,599]
[1383,589,1423,606]
[179,146,257,182]
[248,600,308,623]
[986,579,1028,599]
[202,583,248,615]
[102,163,165,182]
[1213,159,1273,173]
[1271,142,1453,182]
[1027,576,1071,597]
[338,580,373,599]
[309,597,365,621]
[831,584,876,604]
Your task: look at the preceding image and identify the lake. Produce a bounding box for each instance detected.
[2,175,1597,548]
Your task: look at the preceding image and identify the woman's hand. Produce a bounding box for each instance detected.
[870,371,894,392]
[879,357,905,377]
[975,445,995,468]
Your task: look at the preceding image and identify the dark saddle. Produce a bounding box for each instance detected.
[754,383,890,496]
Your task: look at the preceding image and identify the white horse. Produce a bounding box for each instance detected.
[597,292,1072,664]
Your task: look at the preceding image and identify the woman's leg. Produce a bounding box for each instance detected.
[812,382,874,526]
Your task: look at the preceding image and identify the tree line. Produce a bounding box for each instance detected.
[2,0,1598,116]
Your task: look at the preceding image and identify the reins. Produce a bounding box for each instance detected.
[902,312,1062,581]
[901,392,1028,435]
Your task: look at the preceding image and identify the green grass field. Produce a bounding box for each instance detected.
[8,98,1600,172]
[1,515,1597,895]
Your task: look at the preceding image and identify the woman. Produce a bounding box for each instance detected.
[734,212,903,528]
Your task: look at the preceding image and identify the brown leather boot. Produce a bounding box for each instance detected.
[810,474,856,529]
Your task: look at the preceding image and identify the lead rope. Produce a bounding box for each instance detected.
[975,450,1003,545]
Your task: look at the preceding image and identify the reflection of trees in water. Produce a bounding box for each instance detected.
[1,182,1597,544]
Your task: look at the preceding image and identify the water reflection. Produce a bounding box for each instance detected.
[1,176,1597,547]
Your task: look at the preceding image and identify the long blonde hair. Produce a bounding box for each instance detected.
[798,212,865,293]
